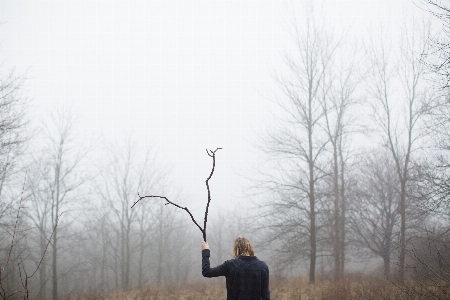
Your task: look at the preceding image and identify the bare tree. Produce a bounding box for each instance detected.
[24,161,52,299]
[363,19,436,283]
[417,89,450,218]
[349,149,400,278]
[97,137,169,288]
[0,68,29,179]
[420,0,450,89]
[254,2,339,284]
[413,0,450,226]
[150,192,180,284]
[404,227,450,297]
[24,105,92,300]
[0,40,31,298]
[0,67,29,224]
[135,190,155,287]
[416,0,450,249]
[321,43,361,280]
[0,177,27,298]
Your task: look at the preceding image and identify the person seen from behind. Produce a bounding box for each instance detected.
[201,237,270,300]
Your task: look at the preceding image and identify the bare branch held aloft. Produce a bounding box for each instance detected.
[131,147,222,242]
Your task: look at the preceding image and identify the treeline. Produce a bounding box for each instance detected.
[0,107,181,297]
[0,101,250,298]
[0,78,250,298]
[251,0,450,289]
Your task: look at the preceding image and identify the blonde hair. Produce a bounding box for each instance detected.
[233,237,255,258]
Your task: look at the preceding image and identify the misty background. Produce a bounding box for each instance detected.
[1,0,450,299]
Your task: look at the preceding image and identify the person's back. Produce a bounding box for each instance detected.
[201,237,270,300]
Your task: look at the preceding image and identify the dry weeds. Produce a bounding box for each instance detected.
[74,276,450,300]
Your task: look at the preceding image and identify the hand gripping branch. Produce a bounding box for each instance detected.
[131,147,222,242]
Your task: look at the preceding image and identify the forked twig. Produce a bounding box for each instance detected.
[131,148,222,242]
[30,213,62,278]
[0,172,59,300]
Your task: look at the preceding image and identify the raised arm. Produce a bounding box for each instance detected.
[201,241,228,277]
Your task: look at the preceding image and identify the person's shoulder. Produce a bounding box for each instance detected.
[226,258,242,268]
[226,258,238,265]
[220,259,234,267]
[255,257,269,269]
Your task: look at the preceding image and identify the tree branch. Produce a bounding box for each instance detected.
[132,148,222,242]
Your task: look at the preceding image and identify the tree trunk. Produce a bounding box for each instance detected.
[138,231,145,287]
[125,221,130,288]
[114,234,119,289]
[399,180,406,283]
[38,231,47,300]
[339,150,346,278]
[101,227,106,290]
[157,202,163,284]
[309,192,316,285]
[309,132,316,284]
[308,82,316,285]
[383,255,391,278]
[333,143,340,281]
[120,222,126,288]
[52,227,58,300]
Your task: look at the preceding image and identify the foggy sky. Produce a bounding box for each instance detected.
[0,0,415,217]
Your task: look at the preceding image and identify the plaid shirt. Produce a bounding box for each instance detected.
[202,249,270,300]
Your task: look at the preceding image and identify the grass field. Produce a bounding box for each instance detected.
[75,275,450,300]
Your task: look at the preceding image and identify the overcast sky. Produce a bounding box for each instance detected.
[0,0,418,217]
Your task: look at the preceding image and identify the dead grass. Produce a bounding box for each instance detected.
[74,275,450,300]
